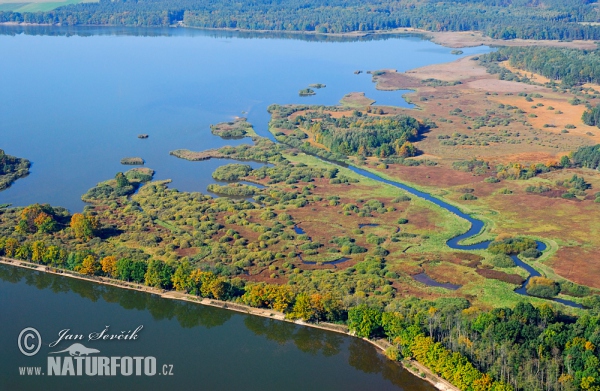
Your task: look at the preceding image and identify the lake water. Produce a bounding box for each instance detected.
[0,26,493,389]
[0,264,436,390]
[0,25,490,212]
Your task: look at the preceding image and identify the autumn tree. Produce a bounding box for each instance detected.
[172,261,193,292]
[70,213,98,241]
[16,204,57,234]
[100,256,118,277]
[78,255,100,275]
[31,241,46,263]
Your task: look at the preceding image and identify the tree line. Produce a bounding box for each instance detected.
[3,230,600,390]
[2,0,600,40]
[482,47,600,87]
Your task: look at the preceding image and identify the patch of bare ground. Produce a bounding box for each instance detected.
[371,72,420,91]
[423,263,474,286]
[363,54,597,163]
[550,247,600,289]
[383,164,484,188]
[391,280,445,300]
[340,92,376,108]
[403,29,597,50]
[466,79,546,93]
[175,247,200,257]
[170,149,225,161]
[476,268,525,285]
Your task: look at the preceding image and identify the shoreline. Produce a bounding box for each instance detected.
[0,256,457,391]
[0,22,596,49]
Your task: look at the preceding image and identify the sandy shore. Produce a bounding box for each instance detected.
[0,256,457,390]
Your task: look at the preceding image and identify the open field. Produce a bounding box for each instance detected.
[397,28,599,50]
[266,49,600,300]
[0,0,95,12]
[371,55,597,162]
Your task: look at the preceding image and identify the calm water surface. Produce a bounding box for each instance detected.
[0,26,490,211]
[0,264,436,390]
[0,28,493,389]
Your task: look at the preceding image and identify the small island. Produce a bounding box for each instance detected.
[210,117,256,139]
[340,92,375,108]
[138,134,149,139]
[308,83,326,89]
[299,88,316,96]
[169,149,226,161]
[120,157,144,165]
[450,49,464,55]
[0,149,31,191]
[354,70,362,74]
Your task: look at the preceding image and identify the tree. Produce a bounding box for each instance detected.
[100,256,117,277]
[560,155,571,168]
[31,241,46,263]
[78,255,99,275]
[172,261,193,292]
[70,213,98,241]
[348,304,382,338]
[43,245,61,265]
[116,258,147,283]
[15,204,56,234]
[3,238,18,257]
[289,293,315,321]
[144,259,174,289]
[115,172,130,188]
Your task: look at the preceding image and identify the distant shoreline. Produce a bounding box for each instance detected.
[0,22,596,50]
[0,256,457,391]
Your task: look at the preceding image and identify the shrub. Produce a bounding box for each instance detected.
[488,237,537,255]
[560,281,591,297]
[393,195,411,202]
[459,193,478,200]
[489,254,515,268]
[520,248,542,259]
[526,277,560,298]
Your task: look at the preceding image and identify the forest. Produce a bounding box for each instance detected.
[269,106,423,158]
[2,0,600,40]
[0,149,30,191]
[482,47,600,87]
[572,144,600,170]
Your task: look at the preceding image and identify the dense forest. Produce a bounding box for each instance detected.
[269,106,423,158]
[483,47,600,87]
[572,144,600,170]
[583,106,600,128]
[0,149,30,191]
[2,0,600,40]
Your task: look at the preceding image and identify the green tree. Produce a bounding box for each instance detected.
[348,304,382,338]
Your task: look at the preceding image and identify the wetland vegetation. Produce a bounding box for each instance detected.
[0,149,30,192]
[4,22,600,391]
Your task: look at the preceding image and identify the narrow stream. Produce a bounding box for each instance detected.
[323,163,582,308]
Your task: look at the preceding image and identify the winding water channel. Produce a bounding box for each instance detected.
[0,25,583,391]
[340,165,583,308]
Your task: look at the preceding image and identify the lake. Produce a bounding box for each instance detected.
[0,26,492,389]
[0,25,490,212]
[0,264,436,390]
